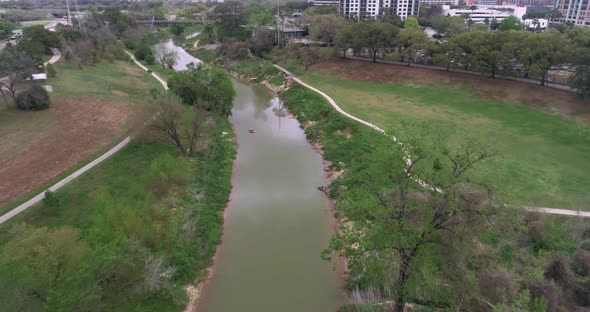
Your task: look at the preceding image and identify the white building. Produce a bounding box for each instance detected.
[340,0,419,19]
[441,5,527,22]
[523,18,548,29]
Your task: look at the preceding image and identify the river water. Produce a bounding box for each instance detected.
[159,41,343,312]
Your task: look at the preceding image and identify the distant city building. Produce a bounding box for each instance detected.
[555,0,590,26]
[340,0,419,19]
[309,0,340,5]
[441,4,527,22]
[500,0,554,4]
[475,0,501,5]
[419,0,460,6]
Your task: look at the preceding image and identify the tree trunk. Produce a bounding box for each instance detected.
[393,253,414,312]
[0,91,9,109]
[541,71,546,86]
[373,50,377,63]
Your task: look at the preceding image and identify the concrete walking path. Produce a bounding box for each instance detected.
[124,51,169,90]
[44,49,61,66]
[0,138,131,224]
[273,65,590,218]
[0,53,169,225]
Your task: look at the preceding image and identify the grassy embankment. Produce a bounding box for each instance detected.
[0,59,235,310]
[301,72,590,210]
[0,60,159,210]
[280,83,587,310]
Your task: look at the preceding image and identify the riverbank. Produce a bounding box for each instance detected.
[0,56,236,310]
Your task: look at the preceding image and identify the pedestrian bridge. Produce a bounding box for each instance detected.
[137,19,205,25]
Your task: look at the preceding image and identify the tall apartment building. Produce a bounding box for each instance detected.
[339,0,419,19]
[555,0,590,26]
[419,0,460,5]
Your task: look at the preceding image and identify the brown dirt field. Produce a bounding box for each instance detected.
[0,97,133,209]
[309,59,590,123]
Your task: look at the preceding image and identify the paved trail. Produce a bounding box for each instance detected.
[0,53,168,225]
[273,65,590,218]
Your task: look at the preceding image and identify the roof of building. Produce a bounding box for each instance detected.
[526,5,552,14]
[31,73,47,80]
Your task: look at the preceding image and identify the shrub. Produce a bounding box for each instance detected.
[134,44,152,61]
[145,53,156,65]
[15,84,50,111]
[45,63,57,78]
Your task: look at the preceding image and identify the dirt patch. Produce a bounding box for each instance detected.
[0,97,133,209]
[309,59,590,123]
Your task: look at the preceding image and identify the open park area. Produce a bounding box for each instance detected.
[0,61,158,209]
[302,58,590,210]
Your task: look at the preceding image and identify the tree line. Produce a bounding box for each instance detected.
[319,17,590,92]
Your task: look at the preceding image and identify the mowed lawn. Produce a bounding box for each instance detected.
[302,71,590,210]
[0,61,159,209]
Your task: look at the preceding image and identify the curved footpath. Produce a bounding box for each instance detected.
[273,65,590,218]
[0,52,168,225]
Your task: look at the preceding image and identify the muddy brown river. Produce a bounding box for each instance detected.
[158,41,343,311]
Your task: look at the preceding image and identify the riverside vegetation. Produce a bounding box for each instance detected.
[0,10,236,311]
[191,2,590,309]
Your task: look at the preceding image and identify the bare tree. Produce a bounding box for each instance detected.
[153,46,178,70]
[151,95,204,157]
[0,49,37,107]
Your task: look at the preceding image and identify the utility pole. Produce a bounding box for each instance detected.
[276,0,280,46]
[65,0,72,26]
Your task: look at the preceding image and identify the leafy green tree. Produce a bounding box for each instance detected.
[362,21,400,62]
[524,31,568,85]
[307,14,348,47]
[202,23,216,44]
[432,40,462,71]
[245,4,275,26]
[0,224,91,310]
[169,24,185,36]
[18,25,59,58]
[463,32,509,77]
[323,125,496,312]
[0,20,16,40]
[214,1,248,39]
[168,63,236,116]
[396,28,429,64]
[498,16,523,31]
[403,17,419,29]
[569,60,590,96]
[434,16,468,36]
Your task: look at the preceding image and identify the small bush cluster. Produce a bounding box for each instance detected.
[15,84,50,111]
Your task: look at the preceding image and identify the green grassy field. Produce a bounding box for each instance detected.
[301,72,590,210]
[51,61,158,104]
[0,60,162,209]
